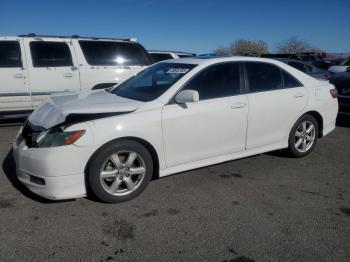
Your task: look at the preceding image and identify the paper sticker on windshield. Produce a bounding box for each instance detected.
[166,68,190,74]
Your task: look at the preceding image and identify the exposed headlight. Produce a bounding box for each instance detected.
[15,126,24,146]
[36,130,85,148]
[15,126,23,140]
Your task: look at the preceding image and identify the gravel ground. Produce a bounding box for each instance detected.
[0,117,349,262]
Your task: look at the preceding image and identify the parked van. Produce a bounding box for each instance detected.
[0,34,152,118]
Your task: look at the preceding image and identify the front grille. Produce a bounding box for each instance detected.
[21,121,46,147]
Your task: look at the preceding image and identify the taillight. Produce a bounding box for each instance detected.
[330,89,338,98]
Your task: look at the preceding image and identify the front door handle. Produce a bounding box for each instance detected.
[71,66,79,71]
[14,74,25,79]
[294,92,305,98]
[64,73,73,78]
[231,102,247,109]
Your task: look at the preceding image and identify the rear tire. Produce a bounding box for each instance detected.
[287,114,319,157]
[87,140,153,203]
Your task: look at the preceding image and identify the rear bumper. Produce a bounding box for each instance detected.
[338,95,350,115]
[13,140,93,200]
[319,99,338,137]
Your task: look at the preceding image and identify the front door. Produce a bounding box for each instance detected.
[162,62,248,167]
[0,39,31,111]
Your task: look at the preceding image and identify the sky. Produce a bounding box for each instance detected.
[0,0,349,54]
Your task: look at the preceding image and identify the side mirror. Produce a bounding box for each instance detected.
[346,67,350,73]
[174,90,199,104]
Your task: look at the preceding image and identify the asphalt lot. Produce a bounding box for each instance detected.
[0,117,349,262]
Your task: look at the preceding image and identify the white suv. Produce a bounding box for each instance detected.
[0,34,151,118]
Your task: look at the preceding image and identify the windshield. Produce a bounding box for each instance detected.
[111,63,197,102]
[342,57,350,66]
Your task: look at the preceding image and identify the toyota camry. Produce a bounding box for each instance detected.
[13,57,338,203]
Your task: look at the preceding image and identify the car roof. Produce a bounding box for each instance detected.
[148,50,195,55]
[275,58,306,63]
[0,34,138,43]
[161,56,285,65]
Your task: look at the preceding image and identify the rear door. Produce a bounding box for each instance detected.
[244,62,307,149]
[23,38,81,107]
[0,39,31,111]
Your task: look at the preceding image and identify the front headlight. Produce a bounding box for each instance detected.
[36,130,85,148]
[15,126,24,146]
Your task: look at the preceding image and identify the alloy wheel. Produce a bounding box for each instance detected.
[99,151,146,196]
[294,120,316,153]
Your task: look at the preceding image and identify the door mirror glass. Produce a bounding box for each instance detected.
[175,90,199,104]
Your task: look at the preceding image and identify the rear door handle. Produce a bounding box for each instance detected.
[64,73,73,78]
[294,92,305,98]
[14,74,25,79]
[231,102,247,109]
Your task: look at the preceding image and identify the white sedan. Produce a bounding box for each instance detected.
[13,57,338,203]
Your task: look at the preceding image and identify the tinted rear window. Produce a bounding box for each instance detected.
[79,40,151,66]
[150,53,173,63]
[30,41,73,67]
[245,62,284,92]
[0,41,22,68]
[281,70,302,88]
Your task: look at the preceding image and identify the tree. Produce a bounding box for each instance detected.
[213,47,230,55]
[214,39,268,56]
[275,36,318,54]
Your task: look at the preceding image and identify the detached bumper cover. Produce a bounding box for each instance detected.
[13,140,93,200]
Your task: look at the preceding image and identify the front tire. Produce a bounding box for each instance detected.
[87,140,153,203]
[287,115,319,157]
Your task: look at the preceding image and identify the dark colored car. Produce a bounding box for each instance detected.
[277,59,330,79]
[289,54,335,70]
[329,72,350,115]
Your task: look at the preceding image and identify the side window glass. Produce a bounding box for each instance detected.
[183,63,241,100]
[79,41,150,66]
[245,62,283,92]
[30,41,73,67]
[0,41,22,68]
[281,70,302,88]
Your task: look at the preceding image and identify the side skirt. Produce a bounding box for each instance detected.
[159,141,288,178]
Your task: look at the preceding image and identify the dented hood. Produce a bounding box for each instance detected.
[28,90,142,129]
